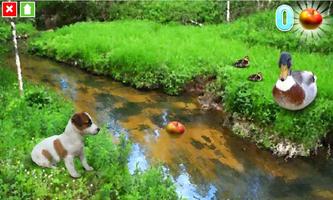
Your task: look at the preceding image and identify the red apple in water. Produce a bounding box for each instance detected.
[166,121,185,134]
[299,8,323,30]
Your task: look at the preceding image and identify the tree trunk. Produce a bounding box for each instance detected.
[10,21,24,96]
[256,0,262,11]
[226,1,230,22]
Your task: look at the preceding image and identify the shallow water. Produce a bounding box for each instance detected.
[6,54,333,200]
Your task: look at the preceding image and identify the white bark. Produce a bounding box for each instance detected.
[10,21,24,96]
[226,1,230,22]
[256,0,262,11]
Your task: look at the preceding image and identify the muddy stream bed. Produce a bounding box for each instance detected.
[5,54,333,200]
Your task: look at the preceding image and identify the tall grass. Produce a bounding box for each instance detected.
[29,11,333,149]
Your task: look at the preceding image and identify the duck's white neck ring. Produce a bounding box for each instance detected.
[276,76,296,92]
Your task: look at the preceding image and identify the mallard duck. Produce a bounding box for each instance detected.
[233,56,250,68]
[272,52,317,110]
[248,72,263,82]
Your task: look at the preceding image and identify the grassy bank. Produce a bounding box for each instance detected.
[29,11,333,152]
[0,65,178,199]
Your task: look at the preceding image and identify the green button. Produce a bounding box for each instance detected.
[19,2,35,17]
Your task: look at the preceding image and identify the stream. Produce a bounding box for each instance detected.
[5,54,333,200]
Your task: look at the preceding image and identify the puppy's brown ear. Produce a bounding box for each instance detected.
[71,112,84,130]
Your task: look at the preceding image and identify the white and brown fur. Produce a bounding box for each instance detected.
[31,112,100,178]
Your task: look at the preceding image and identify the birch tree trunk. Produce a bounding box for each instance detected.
[256,0,261,11]
[10,21,24,96]
[226,1,230,22]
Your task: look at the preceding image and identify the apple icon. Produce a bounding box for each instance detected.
[299,8,323,30]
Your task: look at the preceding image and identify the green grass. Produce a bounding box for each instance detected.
[0,67,178,199]
[0,20,37,43]
[219,11,333,53]
[29,11,333,150]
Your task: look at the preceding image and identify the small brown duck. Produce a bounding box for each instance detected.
[248,72,263,82]
[234,56,250,68]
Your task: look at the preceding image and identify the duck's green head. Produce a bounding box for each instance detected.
[278,52,292,81]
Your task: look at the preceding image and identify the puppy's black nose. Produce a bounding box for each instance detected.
[280,78,285,81]
[96,128,100,132]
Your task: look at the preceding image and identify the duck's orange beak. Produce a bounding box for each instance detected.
[280,64,289,81]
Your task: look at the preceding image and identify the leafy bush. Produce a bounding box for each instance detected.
[35,1,284,29]
[108,1,225,24]
[0,68,178,199]
[35,1,224,29]
[25,89,53,108]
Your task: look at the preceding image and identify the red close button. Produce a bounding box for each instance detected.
[2,2,18,17]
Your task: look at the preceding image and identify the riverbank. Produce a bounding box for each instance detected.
[28,11,333,157]
[0,50,178,199]
[6,52,333,199]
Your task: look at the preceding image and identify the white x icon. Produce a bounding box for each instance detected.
[6,5,13,13]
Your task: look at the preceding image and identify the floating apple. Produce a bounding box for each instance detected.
[299,8,323,30]
[166,121,185,134]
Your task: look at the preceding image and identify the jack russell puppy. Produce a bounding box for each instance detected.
[31,112,100,178]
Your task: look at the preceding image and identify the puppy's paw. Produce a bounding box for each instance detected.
[70,172,81,178]
[85,166,94,171]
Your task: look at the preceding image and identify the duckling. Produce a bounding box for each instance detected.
[248,72,263,82]
[272,52,317,110]
[234,56,250,68]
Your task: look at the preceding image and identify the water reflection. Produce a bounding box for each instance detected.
[60,78,69,89]
[173,164,218,200]
[128,145,219,200]
[128,143,149,174]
